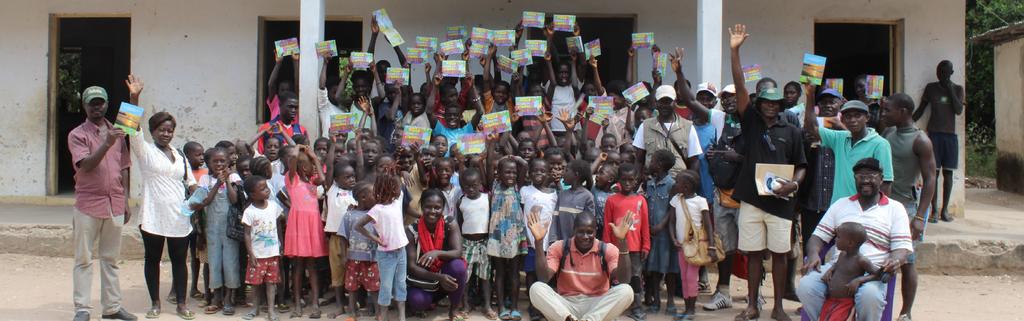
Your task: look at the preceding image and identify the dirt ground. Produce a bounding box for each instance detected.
[0,254,1017,321]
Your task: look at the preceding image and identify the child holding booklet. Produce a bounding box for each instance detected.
[241,175,285,321]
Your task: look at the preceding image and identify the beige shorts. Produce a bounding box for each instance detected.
[737,202,792,253]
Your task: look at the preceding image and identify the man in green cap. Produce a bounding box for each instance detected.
[728,24,807,321]
[68,77,144,321]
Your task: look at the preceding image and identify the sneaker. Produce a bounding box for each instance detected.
[897,314,912,321]
[702,291,734,311]
[102,308,138,321]
[73,311,90,321]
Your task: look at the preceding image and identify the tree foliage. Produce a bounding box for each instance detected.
[967,0,1024,127]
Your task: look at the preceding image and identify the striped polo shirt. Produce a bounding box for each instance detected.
[813,193,913,267]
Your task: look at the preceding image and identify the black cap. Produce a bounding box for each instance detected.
[853,158,882,173]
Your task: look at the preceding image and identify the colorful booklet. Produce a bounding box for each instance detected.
[373,9,404,46]
[447,26,467,40]
[468,42,488,59]
[585,39,602,59]
[866,75,884,99]
[351,52,373,69]
[654,52,669,76]
[588,96,614,124]
[415,36,438,51]
[442,60,467,78]
[330,113,356,135]
[407,48,429,64]
[439,40,465,56]
[493,30,515,47]
[522,11,545,28]
[114,102,144,135]
[386,67,410,85]
[824,78,844,96]
[497,55,519,74]
[274,37,299,57]
[402,126,432,146]
[471,27,493,44]
[481,110,512,134]
[631,32,654,49]
[526,40,547,57]
[511,49,532,65]
[459,133,487,155]
[743,64,762,82]
[800,53,827,85]
[567,36,584,53]
[553,14,575,32]
[316,40,338,58]
[623,82,650,105]
[515,96,542,116]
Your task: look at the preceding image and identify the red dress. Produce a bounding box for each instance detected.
[283,175,328,257]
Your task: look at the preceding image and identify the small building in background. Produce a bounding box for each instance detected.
[973,22,1024,195]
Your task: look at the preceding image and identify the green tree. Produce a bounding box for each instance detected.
[967,0,1024,128]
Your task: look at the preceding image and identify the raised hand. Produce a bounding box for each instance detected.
[588,56,599,69]
[357,96,373,114]
[526,207,549,243]
[342,61,353,75]
[544,51,552,62]
[371,16,380,34]
[125,74,145,97]
[572,23,581,37]
[608,212,636,241]
[432,73,443,86]
[424,63,433,77]
[544,23,555,40]
[729,24,749,50]
[557,110,576,130]
[627,47,636,58]
[669,48,684,73]
[652,44,661,56]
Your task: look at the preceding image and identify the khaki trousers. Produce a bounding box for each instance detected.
[529,282,633,321]
[72,208,124,314]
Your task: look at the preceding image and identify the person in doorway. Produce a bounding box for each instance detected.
[912,60,964,223]
[728,24,807,321]
[256,91,308,154]
[882,93,937,321]
[68,81,138,321]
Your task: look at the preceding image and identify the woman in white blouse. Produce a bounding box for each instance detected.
[129,111,198,320]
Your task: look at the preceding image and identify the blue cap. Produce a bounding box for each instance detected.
[817,88,842,100]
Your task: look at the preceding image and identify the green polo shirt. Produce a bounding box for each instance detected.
[818,127,894,205]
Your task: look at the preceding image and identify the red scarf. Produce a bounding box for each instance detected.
[417,216,446,272]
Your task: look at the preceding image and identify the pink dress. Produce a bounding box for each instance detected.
[283,175,328,257]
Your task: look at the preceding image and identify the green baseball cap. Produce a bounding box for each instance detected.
[82,86,108,103]
[756,88,784,101]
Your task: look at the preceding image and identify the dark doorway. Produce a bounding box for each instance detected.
[527,16,635,86]
[814,23,894,100]
[55,17,131,194]
[259,19,363,122]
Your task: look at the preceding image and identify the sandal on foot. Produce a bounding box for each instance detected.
[145,308,161,319]
[309,309,322,319]
[243,310,259,320]
[177,309,196,320]
[223,305,236,316]
[190,291,204,299]
[204,305,222,314]
[734,310,759,321]
[484,309,499,320]
[509,310,523,321]
[290,310,303,318]
[275,304,291,313]
[499,310,512,320]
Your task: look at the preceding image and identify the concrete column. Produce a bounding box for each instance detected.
[299,0,325,137]
[696,0,723,88]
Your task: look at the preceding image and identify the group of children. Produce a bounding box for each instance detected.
[167,10,906,321]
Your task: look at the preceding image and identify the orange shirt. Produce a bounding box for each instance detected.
[545,239,620,297]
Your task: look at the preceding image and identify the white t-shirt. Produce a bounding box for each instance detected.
[368,192,409,252]
[709,109,727,141]
[550,85,577,132]
[318,88,344,138]
[198,173,242,190]
[459,193,490,235]
[671,194,709,242]
[521,185,557,249]
[324,184,356,233]
[631,122,704,158]
[242,202,284,259]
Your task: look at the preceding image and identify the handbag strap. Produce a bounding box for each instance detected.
[658,120,688,163]
[678,195,696,238]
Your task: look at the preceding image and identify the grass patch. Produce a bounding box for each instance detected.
[967,123,996,178]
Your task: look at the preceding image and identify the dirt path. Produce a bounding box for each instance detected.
[0,254,1017,320]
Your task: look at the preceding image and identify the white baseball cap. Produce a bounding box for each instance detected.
[697,82,717,96]
[654,85,677,101]
[719,84,736,96]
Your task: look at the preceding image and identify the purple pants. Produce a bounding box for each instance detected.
[408,259,467,312]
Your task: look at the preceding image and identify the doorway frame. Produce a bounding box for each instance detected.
[812,18,905,94]
[46,13,132,196]
[255,15,363,124]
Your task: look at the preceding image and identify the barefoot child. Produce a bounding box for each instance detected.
[667,170,717,320]
[190,148,242,316]
[644,150,681,314]
[818,222,882,321]
[355,164,409,321]
[241,175,285,321]
[455,168,494,319]
[282,145,329,318]
[323,138,359,318]
[603,163,650,321]
[338,182,380,320]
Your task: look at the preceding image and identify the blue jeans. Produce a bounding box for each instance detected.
[797,263,887,321]
[375,247,408,306]
[902,202,928,264]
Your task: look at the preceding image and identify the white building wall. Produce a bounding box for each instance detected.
[0,0,967,213]
[994,38,1024,193]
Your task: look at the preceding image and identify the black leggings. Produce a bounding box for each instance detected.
[142,228,190,303]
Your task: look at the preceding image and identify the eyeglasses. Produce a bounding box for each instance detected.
[762,134,776,152]
[855,172,882,179]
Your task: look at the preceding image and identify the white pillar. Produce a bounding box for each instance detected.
[697,0,723,88]
[299,0,325,137]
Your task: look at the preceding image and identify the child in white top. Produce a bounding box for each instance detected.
[668,170,716,320]
[322,138,358,317]
[355,164,409,321]
[455,168,492,317]
[241,175,285,321]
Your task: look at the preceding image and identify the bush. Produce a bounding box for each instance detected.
[966,122,996,178]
